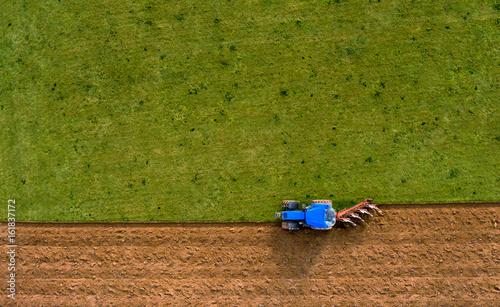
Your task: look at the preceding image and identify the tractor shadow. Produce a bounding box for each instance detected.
[268,225,368,279]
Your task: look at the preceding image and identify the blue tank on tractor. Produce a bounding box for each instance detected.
[275,198,381,230]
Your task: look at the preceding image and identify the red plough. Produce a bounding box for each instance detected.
[336,198,382,227]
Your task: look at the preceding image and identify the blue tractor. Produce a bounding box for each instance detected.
[274,199,382,230]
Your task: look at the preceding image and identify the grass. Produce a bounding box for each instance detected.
[1,0,499,222]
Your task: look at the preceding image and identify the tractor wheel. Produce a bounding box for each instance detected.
[310,200,332,205]
[288,221,300,230]
[282,221,300,230]
[281,200,300,210]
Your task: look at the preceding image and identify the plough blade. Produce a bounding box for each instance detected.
[349,213,365,223]
[356,208,373,217]
[340,218,357,227]
[365,204,383,215]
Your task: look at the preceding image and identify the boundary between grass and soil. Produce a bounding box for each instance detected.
[2,202,498,228]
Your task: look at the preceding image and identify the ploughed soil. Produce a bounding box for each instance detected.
[1,203,500,306]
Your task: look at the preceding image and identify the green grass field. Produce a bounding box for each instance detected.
[1,0,499,222]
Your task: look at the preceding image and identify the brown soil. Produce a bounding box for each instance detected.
[2,203,500,306]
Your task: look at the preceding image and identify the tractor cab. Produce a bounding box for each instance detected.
[305,204,336,230]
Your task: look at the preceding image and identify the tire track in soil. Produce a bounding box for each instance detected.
[1,203,499,306]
